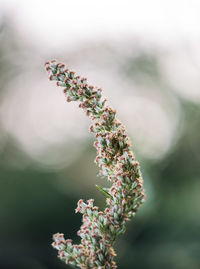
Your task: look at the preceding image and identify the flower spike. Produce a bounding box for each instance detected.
[45,60,145,269]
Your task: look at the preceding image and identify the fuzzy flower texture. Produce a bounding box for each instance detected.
[45,60,145,269]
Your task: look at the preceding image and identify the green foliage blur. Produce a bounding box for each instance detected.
[0,17,200,269]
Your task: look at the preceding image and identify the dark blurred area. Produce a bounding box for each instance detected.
[0,3,200,269]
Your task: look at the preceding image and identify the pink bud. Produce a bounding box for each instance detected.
[65,239,72,244]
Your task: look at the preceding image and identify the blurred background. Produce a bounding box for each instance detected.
[0,0,200,268]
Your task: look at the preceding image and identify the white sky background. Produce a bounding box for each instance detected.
[1,0,200,49]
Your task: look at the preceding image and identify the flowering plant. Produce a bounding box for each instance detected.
[45,60,145,269]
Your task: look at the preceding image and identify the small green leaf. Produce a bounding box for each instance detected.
[116,226,126,238]
[96,185,113,199]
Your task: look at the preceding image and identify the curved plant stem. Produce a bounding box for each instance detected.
[45,60,145,269]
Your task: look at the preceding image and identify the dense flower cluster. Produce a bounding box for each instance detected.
[45,60,145,269]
